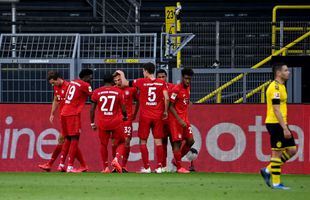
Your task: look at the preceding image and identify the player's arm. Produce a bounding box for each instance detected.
[163,89,169,120]
[133,96,140,121]
[90,100,97,130]
[271,90,291,139]
[169,102,186,127]
[121,104,128,121]
[49,96,59,124]
[272,104,291,139]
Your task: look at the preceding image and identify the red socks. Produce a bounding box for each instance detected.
[173,150,182,169]
[156,144,163,168]
[140,144,149,169]
[181,145,191,157]
[59,139,70,165]
[68,139,78,166]
[48,144,63,165]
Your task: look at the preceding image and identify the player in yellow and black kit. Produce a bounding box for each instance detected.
[260,63,297,190]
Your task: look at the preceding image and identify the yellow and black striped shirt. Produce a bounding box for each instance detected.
[265,80,287,124]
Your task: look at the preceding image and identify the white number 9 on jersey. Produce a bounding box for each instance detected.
[67,85,76,100]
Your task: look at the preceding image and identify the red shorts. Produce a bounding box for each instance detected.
[169,119,193,142]
[98,125,125,146]
[138,115,164,140]
[61,115,81,136]
[123,120,133,139]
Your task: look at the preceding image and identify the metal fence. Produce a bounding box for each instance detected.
[181,21,310,69]
[0,33,156,103]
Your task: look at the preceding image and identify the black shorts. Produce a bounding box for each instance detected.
[266,123,296,150]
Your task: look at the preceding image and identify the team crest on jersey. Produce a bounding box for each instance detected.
[276,141,282,148]
[274,92,280,99]
[178,134,182,139]
[125,91,129,95]
[171,93,177,100]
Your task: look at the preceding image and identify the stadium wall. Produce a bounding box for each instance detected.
[0,104,309,174]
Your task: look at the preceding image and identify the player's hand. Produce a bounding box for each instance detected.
[58,135,65,144]
[90,123,97,131]
[283,127,292,139]
[49,114,54,124]
[116,70,125,78]
[178,119,187,128]
[162,112,168,120]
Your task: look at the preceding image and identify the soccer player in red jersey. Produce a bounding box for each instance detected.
[169,68,195,173]
[59,69,93,173]
[117,63,169,173]
[38,71,70,171]
[156,69,175,172]
[113,72,140,172]
[90,74,128,173]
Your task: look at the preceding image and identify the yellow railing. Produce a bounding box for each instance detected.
[272,5,310,54]
[234,80,272,103]
[196,30,310,103]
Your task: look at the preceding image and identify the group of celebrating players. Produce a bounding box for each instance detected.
[38,62,195,173]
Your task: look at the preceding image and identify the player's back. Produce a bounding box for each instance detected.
[133,78,167,119]
[61,79,92,116]
[92,86,124,130]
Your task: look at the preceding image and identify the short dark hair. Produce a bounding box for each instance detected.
[79,69,93,79]
[47,71,61,81]
[143,62,155,74]
[103,74,114,84]
[156,69,167,76]
[181,68,194,77]
[272,62,286,77]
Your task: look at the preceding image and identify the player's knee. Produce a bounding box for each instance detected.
[58,135,65,144]
[187,138,195,147]
[288,146,297,157]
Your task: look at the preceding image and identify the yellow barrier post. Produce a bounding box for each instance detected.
[176,2,182,68]
[272,5,310,54]
[216,91,222,103]
[196,30,310,103]
[261,86,266,103]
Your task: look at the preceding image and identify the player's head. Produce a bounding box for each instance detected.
[112,71,122,87]
[47,71,63,86]
[181,68,194,88]
[272,62,289,81]
[103,74,114,86]
[156,69,168,82]
[142,62,155,78]
[79,69,93,83]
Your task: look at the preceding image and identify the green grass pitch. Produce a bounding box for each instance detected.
[0,172,308,200]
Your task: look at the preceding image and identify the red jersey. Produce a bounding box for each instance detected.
[133,78,167,119]
[53,79,69,112]
[91,86,125,130]
[61,79,93,116]
[169,83,190,122]
[119,86,137,121]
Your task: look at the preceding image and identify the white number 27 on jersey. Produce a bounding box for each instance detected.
[100,95,116,111]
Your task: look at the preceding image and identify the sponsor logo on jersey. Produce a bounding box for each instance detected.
[274,92,280,99]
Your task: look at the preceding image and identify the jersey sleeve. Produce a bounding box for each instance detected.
[271,84,280,105]
[82,82,93,96]
[170,86,179,103]
[91,90,98,103]
[132,78,142,89]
